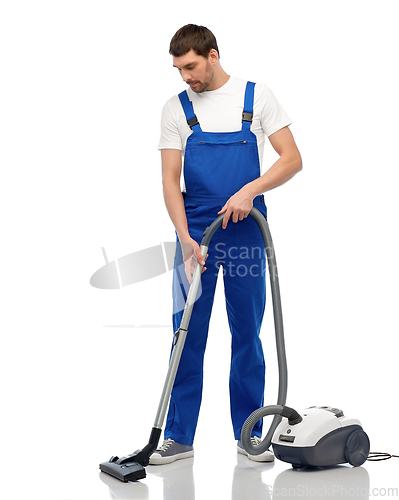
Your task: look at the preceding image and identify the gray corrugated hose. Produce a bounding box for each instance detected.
[202,208,288,456]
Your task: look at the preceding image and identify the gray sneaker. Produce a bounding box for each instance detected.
[149,439,194,465]
[237,436,275,462]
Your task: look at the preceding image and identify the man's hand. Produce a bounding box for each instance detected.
[218,186,254,229]
[179,236,207,283]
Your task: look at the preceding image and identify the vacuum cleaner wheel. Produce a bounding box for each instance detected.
[345,429,370,467]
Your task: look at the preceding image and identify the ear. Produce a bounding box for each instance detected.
[208,49,219,65]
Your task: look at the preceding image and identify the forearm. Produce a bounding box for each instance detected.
[163,179,206,273]
[161,148,191,241]
[162,180,190,241]
[245,151,303,199]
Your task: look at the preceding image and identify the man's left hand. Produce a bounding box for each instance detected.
[218,187,254,229]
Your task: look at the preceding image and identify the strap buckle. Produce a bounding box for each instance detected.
[187,116,199,129]
[242,112,253,123]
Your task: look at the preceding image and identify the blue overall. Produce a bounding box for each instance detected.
[165,82,267,445]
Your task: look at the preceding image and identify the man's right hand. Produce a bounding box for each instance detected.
[179,236,207,283]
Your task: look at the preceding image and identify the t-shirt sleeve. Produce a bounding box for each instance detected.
[158,99,183,151]
[258,85,292,137]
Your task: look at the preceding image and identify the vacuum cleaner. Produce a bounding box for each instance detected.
[241,405,370,468]
[99,207,370,482]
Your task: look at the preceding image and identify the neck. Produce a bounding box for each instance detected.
[207,66,230,91]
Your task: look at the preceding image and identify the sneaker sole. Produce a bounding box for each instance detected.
[237,445,275,462]
[149,450,194,465]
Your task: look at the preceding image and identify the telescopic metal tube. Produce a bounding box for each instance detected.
[154,244,208,429]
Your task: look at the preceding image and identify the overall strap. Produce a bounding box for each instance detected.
[178,90,202,132]
[242,81,255,130]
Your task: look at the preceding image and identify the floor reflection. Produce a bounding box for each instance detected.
[148,459,195,499]
[100,455,370,500]
[99,471,149,499]
[272,465,370,499]
[232,455,274,499]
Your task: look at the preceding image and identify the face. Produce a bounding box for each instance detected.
[173,49,216,93]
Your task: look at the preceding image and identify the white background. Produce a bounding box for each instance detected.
[1,1,398,498]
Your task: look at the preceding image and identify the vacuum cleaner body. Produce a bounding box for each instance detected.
[271,406,370,468]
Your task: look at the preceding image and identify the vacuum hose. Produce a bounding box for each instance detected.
[202,207,288,456]
[241,405,302,455]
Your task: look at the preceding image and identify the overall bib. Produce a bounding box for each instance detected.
[165,82,267,445]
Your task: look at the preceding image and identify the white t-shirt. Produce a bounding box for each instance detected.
[158,76,292,173]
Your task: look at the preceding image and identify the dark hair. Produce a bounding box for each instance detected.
[169,24,220,58]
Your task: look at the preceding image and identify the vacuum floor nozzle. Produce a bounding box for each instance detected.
[99,458,146,482]
[99,428,162,482]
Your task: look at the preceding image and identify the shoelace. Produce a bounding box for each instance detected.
[157,439,175,452]
[251,436,261,445]
[249,436,272,453]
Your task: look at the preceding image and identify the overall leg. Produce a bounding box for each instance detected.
[165,205,221,445]
[222,215,267,440]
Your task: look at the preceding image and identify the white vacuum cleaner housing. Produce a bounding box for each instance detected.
[271,406,370,468]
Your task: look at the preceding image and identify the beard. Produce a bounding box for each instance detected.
[189,60,214,93]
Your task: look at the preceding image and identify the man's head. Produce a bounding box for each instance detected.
[169,24,219,59]
[170,24,222,93]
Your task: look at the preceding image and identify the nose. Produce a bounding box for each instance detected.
[181,69,191,82]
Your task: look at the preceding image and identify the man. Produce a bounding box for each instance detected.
[151,24,302,465]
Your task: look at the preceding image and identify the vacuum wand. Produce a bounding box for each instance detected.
[153,243,208,429]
